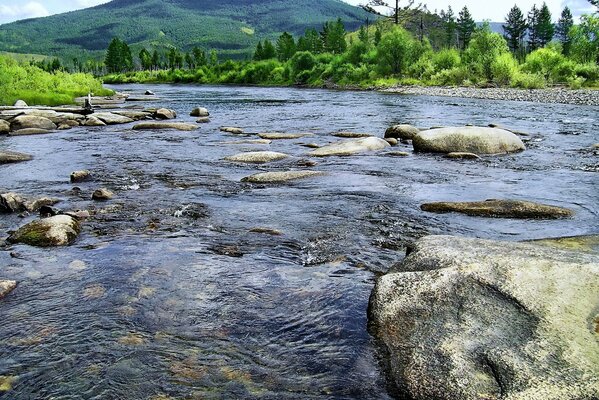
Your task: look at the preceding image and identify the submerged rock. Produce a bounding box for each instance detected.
[420,199,574,219]
[445,152,482,160]
[529,234,599,254]
[258,132,313,140]
[132,122,197,131]
[331,131,373,138]
[93,112,134,125]
[154,108,177,120]
[0,150,32,164]
[249,227,283,236]
[145,90,155,96]
[224,151,289,164]
[220,126,244,134]
[92,188,114,201]
[0,193,58,213]
[384,124,420,140]
[10,115,56,131]
[413,126,525,154]
[0,280,17,300]
[196,117,210,123]
[112,110,152,120]
[310,137,390,157]
[386,151,410,157]
[190,107,209,117]
[384,138,398,146]
[221,139,271,145]
[70,170,91,183]
[7,215,80,247]
[369,235,599,400]
[9,128,52,136]
[241,170,325,183]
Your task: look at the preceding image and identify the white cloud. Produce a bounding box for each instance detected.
[0,1,49,22]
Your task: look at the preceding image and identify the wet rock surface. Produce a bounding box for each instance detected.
[421,199,574,219]
[132,122,198,131]
[310,137,390,157]
[369,235,599,400]
[241,170,326,183]
[413,126,526,154]
[0,150,32,164]
[384,124,420,140]
[224,151,289,164]
[0,280,17,300]
[7,215,81,247]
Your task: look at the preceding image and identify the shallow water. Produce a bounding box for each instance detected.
[0,84,597,399]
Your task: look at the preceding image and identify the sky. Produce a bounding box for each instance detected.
[0,0,595,25]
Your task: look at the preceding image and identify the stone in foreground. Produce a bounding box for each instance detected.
[10,115,57,131]
[310,137,390,157]
[93,112,134,125]
[384,124,420,140]
[421,199,573,219]
[7,215,80,247]
[331,131,372,138]
[224,151,289,164]
[0,151,32,164]
[0,120,9,134]
[369,235,599,400]
[132,122,197,131]
[0,280,17,300]
[413,126,525,154]
[9,128,52,136]
[154,108,177,120]
[241,170,325,183]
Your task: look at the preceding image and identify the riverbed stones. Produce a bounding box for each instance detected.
[0,193,25,213]
[220,127,244,134]
[145,90,155,95]
[132,122,197,131]
[241,170,325,183]
[0,150,32,164]
[445,152,482,160]
[10,115,56,131]
[413,127,526,154]
[92,188,114,201]
[190,107,209,117]
[9,128,52,136]
[421,199,574,219]
[385,124,420,140]
[93,112,134,125]
[154,108,177,120]
[0,280,17,300]
[83,116,106,127]
[0,120,9,134]
[369,235,599,400]
[310,137,390,157]
[387,151,410,157]
[258,132,313,140]
[7,215,81,247]
[224,151,289,164]
[70,170,91,183]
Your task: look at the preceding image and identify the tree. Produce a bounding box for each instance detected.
[321,19,347,54]
[527,5,541,50]
[167,48,183,69]
[537,3,555,47]
[570,14,599,64]
[253,41,265,61]
[376,26,416,75]
[192,47,207,67]
[457,6,476,50]
[297,28,324,53]
[262,39,277,59]
[362,0,421,25]
[276,32,296,61]
[105,37,133,73]
[139,48,152,70]
[209,50,218,66]
[358,25,369,44]
[556,7,574,55]
[440,6,457,48]
[374,24,383,45]
[151,50,160,70]
[184,52,194,69]
[465,22,510,81]
[503,5,527,55]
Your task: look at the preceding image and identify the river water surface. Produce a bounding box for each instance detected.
[0,84,597,399]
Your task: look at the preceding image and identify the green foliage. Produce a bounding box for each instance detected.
[376,26,416,75]
[556,7,574,55]
[457,7,476,50]
[464,23,509,81]
[0,55,111,106]
[569,15,599,64]
[105,37,133,73]
[503,5,527,54]
[432,49,461,71]
[321,18,347,54]
[276,33,297,62]
[491,53,519,86]
[523,48,569,82]
[289,51,317,83]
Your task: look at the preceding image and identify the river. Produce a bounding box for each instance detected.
[0,84,597,399]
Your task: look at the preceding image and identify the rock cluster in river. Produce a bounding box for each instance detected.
[369,235,599,400]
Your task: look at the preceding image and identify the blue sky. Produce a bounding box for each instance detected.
[0,0,595,25]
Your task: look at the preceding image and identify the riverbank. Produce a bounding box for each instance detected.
[379,85,599,106]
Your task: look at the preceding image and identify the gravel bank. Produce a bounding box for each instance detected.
[381,86,599,106]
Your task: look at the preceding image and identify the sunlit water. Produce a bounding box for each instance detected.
[0,84,597,399]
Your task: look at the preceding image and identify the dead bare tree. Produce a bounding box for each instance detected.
[360,0,422,25]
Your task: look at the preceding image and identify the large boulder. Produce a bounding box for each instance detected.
[241,170,325,183]
[369,235,599,400]
[7,215,80,247]
[154,108,177,120]
[224,151,289,164]
[310,137,390,157]
[421,199,574,219]
[13,100,27,107]
[0,120,9,134]
[385,124,420,140]
[93,112,134,125]
[0,150,32,164]
[0,280,17,300]
[132,122,198,131]
[190,107,209,117]
[10,115,56,131]
[413,127,525,154]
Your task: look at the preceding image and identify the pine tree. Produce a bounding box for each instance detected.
[527,5,541,50]
[441,6,457,47]
[358,25,369,44]
[105,37,132,73]
[457,6,476,50]
[209,50,218,66]
[556,7,574,54]
[374,24,383,45]
[185,52,194,69]
[151,50,160,70]
[262,40,277,59]
[254,41,265,61]
[503,5,527,54]
[321,19,347,54]
[276,32,296,61]
[537,2,555,47]
[192,47,207,66]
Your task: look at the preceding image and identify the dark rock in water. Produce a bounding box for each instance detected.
[10,115,56,131]
[154,108,177,120]
[369,235,599,400]
[0,280,17,300]
[190,107,209,117]
[70,170,91,183]
[92,188,114,201]
[145,90,155,96]
[249,227,282,236]
[220,126,244,134]
[7,215,81,247]
[384,124,420,140]
[173,203,209,219]
[196,117,210,123]
[210,244,243,258]
[420,199,574,219]
[39,205,61,217]
[386,151,410,157]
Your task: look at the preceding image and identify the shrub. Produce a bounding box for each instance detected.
[522,48,567,82]
[491,53,519,86]
[463,23,510,81]
[511,72,546,89]
[432,49,461,71]
[288,51,317,82]
[376,26,417,76]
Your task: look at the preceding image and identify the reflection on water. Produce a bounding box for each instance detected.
[0,84,597,399]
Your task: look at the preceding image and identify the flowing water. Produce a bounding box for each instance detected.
[0,84,597,399]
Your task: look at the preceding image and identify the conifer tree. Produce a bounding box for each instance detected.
[503,5,527,54]
[457,6,476,50]
[151,50,160,70]
[321,18,347,54]
[527,5,541,50]
[440,6,457,47]
[276,32,296,61]
[139,48,152,70]
[537,2,555,47]
[374,25,383,45]
[105,37,133,73]
[556,7,574,54]
[192,47,207,66]
[358,25,369,44]
[253,41,264,60]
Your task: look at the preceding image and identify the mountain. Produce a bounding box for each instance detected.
[0,0,372,60]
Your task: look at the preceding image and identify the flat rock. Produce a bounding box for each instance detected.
[421,199,574,219]
[10,115,56,131]
[83,116,106,126]
[529,234,599,255]
[258,132,314,140]
[0,120,9,134]
[196,117,210,123]
[112,110,152,120]
[0,150,32,164]
[9,128,52,136]
[93,112,134,125]
[220,127,244,134]
[331,131,373,138]
[190,107,209,117]
[413,127,525,154]
[0,280,17,300]
[385,124,420,140]
[154,108,176,120]
[7,215,80,247]
[445,152,482,160]
[369,235,599,400]
[132,122,197,131]
[249,227,283,236]
[92,188,114,201]
[221,139,271,145]
[224,151,289,164]
[310,137,390,157]
[387,151,410,157]
[241,170,325,183]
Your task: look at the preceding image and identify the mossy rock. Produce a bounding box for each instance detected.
[8,215,80,247]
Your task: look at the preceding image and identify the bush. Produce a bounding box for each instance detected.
[431,66,471,86]
[432,49,461,71]
[376,26,417,76]
[522,48,568,82]
[463,23,510,81]
[491,53,519,86]
[511,72,546,89]
[288,51,317,83]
